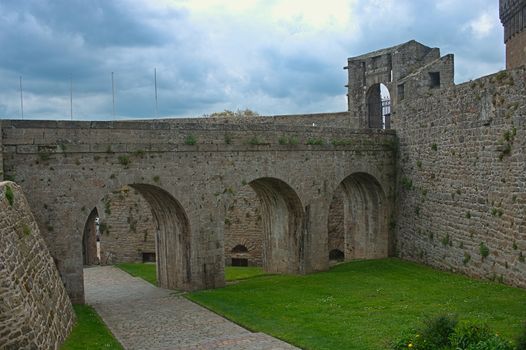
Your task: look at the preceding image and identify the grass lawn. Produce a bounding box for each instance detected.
[61,305,123,350]
[116,263,265,284]
[187,259,526,350]
[116,262,157,285]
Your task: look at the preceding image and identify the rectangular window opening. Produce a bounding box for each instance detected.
[429,72,441,88]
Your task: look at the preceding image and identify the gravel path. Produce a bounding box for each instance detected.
[84,266,299,350]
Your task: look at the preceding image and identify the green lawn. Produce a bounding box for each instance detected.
[116,263,265,284]
[187,259,526,350]
[61,305,123,350]
[116,262,157,285]
[225,266,266,281]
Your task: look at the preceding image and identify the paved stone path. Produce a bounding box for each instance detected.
[84,266,299,350]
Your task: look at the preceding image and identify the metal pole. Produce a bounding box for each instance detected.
[19,76,24,119]
[112,72,115,119]
[154,68,158,118]
[70,74,73,120]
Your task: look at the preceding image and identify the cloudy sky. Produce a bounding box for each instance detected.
[0,0,504,120]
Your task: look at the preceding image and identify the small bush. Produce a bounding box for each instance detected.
[401,177,413,190]
[23,224,31,236]
[5,185,14,206]
[431,143,438,151]
[420,314,457,349]
[185,134,197,145]
[248,137,264,145]
[306,138,324,145]
[465,335,513,350]
[450,322,492,349]
[479,242,490,259]
[118,155,130,167]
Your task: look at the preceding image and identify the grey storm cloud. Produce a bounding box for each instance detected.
[0,0,505,120]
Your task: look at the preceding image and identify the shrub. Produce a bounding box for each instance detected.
[479,242,490,259]
[185,134,197,145]
[306,138,324,145]
[118,155,130,167]
[5,184,14,206]
[465,335,513,350]
[450,322,492,349]
[419,314,457,349]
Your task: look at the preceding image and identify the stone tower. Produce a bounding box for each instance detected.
[500,0,526,69]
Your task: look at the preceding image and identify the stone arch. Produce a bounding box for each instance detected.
[328,172,389,261]
[231,244,248,253]
[366,83,391,129]
[249,177,305,274]
[82,207,98,266]
[82,184,191,291]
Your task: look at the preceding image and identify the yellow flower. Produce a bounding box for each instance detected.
[408,343,413,348]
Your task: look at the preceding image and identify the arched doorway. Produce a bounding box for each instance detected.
[366,83,391,129]
[249,177,305,274]
[327,173,389,261]
[82,207,99,266]
[82,184,191,291]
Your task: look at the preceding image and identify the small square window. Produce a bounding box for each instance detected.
[398,83,405,101]
[429,72,441,88]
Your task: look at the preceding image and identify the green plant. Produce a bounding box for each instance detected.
[248,136,264,145]
[431,143,438,151]
[106,145,113,154]
[224,134,232,144]
[450,322,492,349]
[416,160,422,169]
[110,174,116,179]
[419,314,458,349]
[441,234,451,247]
[153,175,160,183]
[278,136,288,145]
[185,134,197,145]
[5,185,14,206]
[104,200,111,215]
[466,212,471,219]
[465,335,513,350]
[289,137,299,145]
[306,138,324,145]
[331,139,353,146]
[513,242,518,250]
[463,252,471,265]
[401,176,413,190]
[479,242,490,259]
[133,149,145,158]
[519,252,525,263]
[22,224,31,236]
[118,155,130,167]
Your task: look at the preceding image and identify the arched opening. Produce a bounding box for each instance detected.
[82,207,99,266]
[83,184,191,291]
[224,186,263,267]
[327,173,389,261]
[231,244,249,253]
[329,249,344,262]
[249,177,305,274]
[366,83,391,129]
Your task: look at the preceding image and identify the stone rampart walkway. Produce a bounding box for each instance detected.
[84,266,298,350]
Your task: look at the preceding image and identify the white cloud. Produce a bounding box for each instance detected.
[464,12,497,39]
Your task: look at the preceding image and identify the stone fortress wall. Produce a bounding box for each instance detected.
[393,66,526,287]
[0,181,75,349]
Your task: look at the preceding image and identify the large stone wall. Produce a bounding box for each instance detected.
[0,181,74,349]
[393,66,526,287]
[1,119,396,302]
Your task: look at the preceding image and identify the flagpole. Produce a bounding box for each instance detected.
[19,76,24,119]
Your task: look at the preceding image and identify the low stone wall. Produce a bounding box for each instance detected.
[0,181,75,349]
[394,66,526,287]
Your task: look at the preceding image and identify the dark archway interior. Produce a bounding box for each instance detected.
[249,178,305,274]
[82,207,98,266]
[130,184,191,291]
[328,173,389,261]
[329,249,344,262]
[231,244,248,253]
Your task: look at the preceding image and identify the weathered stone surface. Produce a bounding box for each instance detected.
[0,181,75,350]
[393,66,526,288]
[1,119,396,303]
